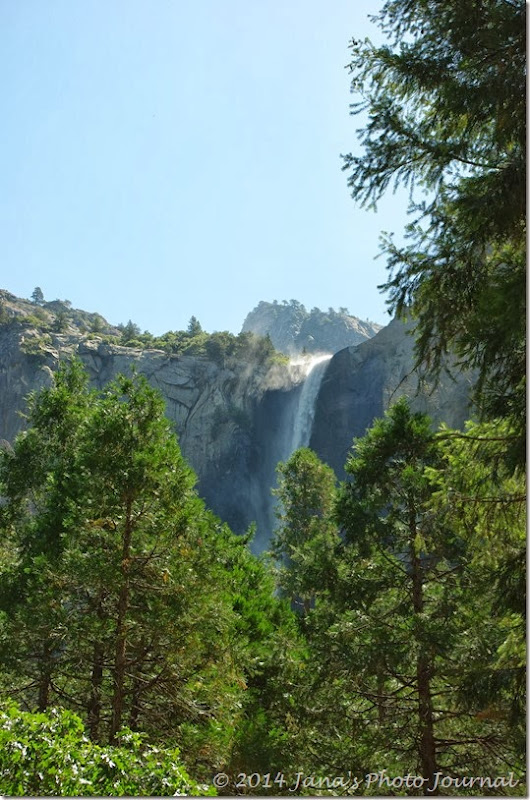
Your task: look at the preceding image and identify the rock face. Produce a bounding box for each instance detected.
[241,300,382,355]
[0,308,473,551]
[310,318,474,477]
[0,323,304,550]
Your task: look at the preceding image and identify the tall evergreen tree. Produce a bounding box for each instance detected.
[0,362,243,756]
[271,448,339,616]
[427,417,526,755]
[30,286,45,305]
[343,0,526,459]
[324,400,524,791]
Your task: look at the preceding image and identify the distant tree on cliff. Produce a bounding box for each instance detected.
[31,287,44,305]
[187,316,203,336]
[344,0,526,459]
[52,310,69,332]
[119,319,141,344]
[90,313,105,333]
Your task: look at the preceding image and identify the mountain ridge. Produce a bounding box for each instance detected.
[242,299,382,355]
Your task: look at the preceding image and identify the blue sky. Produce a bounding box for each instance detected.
[1,0,410,335]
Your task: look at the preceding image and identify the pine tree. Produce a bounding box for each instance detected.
[322,399,525,790]
[343,0,526,460]
[271,448,339,616]
[427,418,526,756]
[187,316,203,336]
[0,362,244,753]
[119,319,141,344]
[31,287,44,305]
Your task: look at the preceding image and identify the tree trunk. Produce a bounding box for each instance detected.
[409,506,438,793]
[110,498,133,743]
[37,654,52,712]
[87,597,106,741]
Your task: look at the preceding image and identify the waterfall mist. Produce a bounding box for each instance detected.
[289,354,333,453]
[249,353,332,552]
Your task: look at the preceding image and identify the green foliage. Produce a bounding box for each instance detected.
[17,312,50,330]
[0,363,231,749]
[0,703,213,796]
[118,319,141,344]
[52,310,69,332]
[19,332,52,357]
[115,320,156,348]
[187,315,203,336]
[204,331,236,365]
[89,313,106,333]
[343,0,526,459]
[427,418,526,747]
[31,286,45,305]
[209,527,306,783]
[280,401,526,790]
[0,359,307,783]
[29,306,50,325]
[341,5,526,783]
[154,327,281,366]
[271,449,339,615]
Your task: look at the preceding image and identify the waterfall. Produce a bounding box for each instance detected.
[289,354,332,454]
[245,353,332,552]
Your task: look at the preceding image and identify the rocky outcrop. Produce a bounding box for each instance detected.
[310,318,474,477]
[242,300,382,355]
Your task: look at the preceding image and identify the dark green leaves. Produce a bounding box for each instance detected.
[344,0,526,458]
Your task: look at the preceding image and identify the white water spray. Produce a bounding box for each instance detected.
[289,354,332,453]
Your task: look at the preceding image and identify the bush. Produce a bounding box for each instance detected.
[19,333,52,357]
[0,703,214,796]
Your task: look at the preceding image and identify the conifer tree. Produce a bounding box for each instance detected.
[427,417,526,755]
[343,0,526,459]
[0,362,244,754]
[31,286,44,305]
[322,400,525,790]
[271,448,339,616]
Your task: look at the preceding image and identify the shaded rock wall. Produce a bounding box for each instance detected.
[310,318,474,477]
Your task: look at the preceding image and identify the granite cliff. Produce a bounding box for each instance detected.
[0,314,307,551]
[310,318,474,477]
[0,290,472,549]
[242,299,382,355]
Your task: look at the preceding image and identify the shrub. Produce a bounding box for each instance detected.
[19,334,52,357]
[0,703,214,796]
